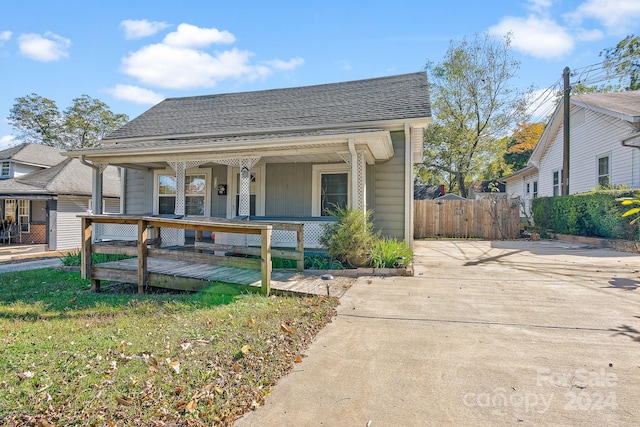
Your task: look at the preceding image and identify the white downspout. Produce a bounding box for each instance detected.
[404,123,413,246]
[120,167,126,214]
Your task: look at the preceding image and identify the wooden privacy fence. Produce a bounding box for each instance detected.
[414,198,521,240]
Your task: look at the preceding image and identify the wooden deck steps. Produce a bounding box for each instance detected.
[95,258,354,297]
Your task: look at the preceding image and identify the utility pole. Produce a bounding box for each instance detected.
[562,66,571,196]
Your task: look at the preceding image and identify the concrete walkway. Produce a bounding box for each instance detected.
[237,240,640,426]
[0,244,62,272]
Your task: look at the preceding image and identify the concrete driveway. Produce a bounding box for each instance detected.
[237,240,640,426]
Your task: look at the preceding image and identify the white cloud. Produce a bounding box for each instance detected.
[0,31,11,46]
[489,15,574,59]
[18,32,70,61]
[121,19,171,39]
[576,28,604,42]
[0,135,17,150]
[526,88,559,122]
[120,23,301,90]
[107,84,165,105]
[122,44,270,90]
[163,23,235,48]
[566,0,640,35]
[527,0,552,14]
[266,57,305,70]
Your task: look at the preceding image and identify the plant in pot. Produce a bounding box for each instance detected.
[319,206,378,268]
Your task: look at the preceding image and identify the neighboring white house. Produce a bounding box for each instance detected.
[503,91,640,218]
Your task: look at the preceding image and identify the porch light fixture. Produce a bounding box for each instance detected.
[241,166,250,179]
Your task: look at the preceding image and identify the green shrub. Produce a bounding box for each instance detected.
[319,206,378,267]
[531,190,639,240]
[304,253,344,270]
[371,237,414,268]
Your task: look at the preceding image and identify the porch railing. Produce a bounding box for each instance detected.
[79,215,304,295]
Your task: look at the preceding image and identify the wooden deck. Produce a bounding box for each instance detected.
[95,257,353,297]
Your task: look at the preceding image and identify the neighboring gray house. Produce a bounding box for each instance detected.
[65,73,431,248]
[0,155,120,250]
[504,91,640,218]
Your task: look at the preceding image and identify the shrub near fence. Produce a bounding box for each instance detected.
[531,190,639,241]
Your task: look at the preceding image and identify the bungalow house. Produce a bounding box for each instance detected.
[0,152,120,250]
[64,73,431,248]
[503,91,640,219]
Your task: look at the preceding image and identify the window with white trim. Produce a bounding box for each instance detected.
[155,172,208,216]
[533,181,538,198]
[312,164,350,216]
[4,199,15,222]
[0,162,9,178]
[553,170,562,196]
[597,155,610,187]
[18,200,29,232]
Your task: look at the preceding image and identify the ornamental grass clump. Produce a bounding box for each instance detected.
[371,237,414,268]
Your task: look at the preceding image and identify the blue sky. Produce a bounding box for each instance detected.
[1,0,639,150]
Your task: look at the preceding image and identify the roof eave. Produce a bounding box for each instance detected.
[100,117,431,145]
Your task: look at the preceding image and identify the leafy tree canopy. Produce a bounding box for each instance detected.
[421,32,530,197]
[8,94,128,149]
[503,121,545,171]
[600,34,640,91]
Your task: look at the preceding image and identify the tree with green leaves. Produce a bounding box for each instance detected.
[601,34,640,91]
[8,94,128,149]
[422,32,530,198]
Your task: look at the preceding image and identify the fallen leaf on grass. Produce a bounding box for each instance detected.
[241,345,251,355]
[294,355,303,363]
[36,419,54,427]
[167,359,180,374]
[115,396,134,406]
[180,342,192,351]
[185,400,197,413]
[280,324,293,335]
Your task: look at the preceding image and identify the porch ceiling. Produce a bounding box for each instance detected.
[65,129,394,169]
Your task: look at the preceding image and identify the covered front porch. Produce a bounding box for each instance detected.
[70,129,395,250]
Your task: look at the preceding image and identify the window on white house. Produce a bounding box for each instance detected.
[598,155,610,187]
[0,162,9,178]
[18,200,29,232]
[553,170,562,196]
[533,181,538,198]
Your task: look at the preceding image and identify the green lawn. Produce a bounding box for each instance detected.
[0,268,337,426]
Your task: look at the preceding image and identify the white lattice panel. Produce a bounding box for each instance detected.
[95,223,137,242]
[356,150,366,209]
[160,227,184,248]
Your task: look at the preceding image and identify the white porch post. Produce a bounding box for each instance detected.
[91,166,104,215]
[347,139,366,213]
[238,158,253,217]
[167,161,187,246]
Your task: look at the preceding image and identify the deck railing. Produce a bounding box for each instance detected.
[79,215,304,295]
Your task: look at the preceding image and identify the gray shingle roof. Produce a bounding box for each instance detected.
[572,91,640,120]
[0,158,120,198]
[104,72,430,141]
[0,143,63,166]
